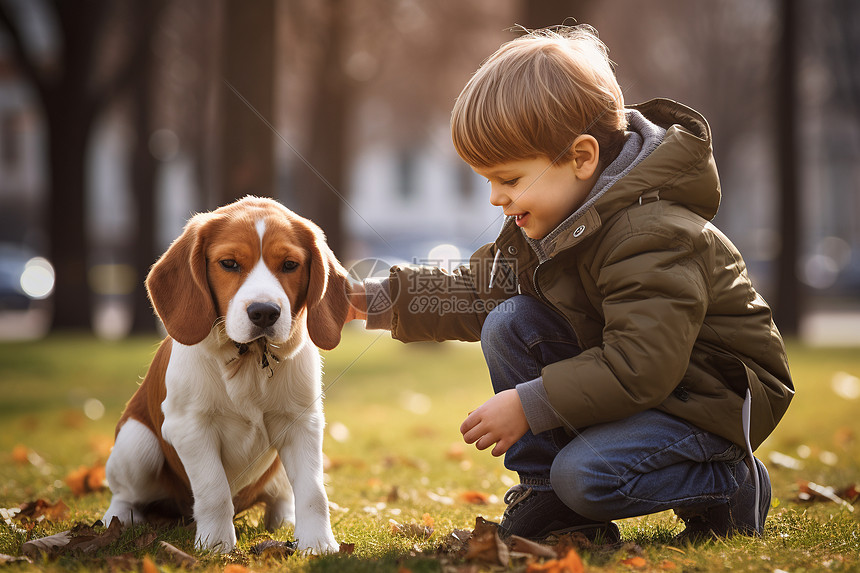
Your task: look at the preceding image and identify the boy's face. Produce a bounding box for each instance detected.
[473,156,594,241]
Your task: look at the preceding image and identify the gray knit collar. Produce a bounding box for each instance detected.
[523,109,666,262]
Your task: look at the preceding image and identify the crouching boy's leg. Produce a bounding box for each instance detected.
[550,409,771,542]
[480,295,619,542]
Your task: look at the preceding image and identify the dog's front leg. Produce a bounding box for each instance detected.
[279,417,338,554]
[165,421,236,553]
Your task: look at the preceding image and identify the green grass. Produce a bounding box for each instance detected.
[1,327,859,571]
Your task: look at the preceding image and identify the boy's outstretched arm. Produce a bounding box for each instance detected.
[460,389,529,457]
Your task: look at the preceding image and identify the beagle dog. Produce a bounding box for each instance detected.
[103,196,349,554]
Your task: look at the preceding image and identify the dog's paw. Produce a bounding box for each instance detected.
[195,520,237,554]
[294,528,339,555]
[103,500,142,527]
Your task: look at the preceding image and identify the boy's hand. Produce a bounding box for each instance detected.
[345,282,367,323]
[460,389,529,457]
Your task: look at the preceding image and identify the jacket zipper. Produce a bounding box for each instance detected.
[532,263,551,305]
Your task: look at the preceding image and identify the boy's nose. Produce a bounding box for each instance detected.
[489,184,509,208]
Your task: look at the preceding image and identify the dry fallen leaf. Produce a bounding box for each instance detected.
[65,516,123,553]
[526,549,584,573]
[553,531,594,553]
[459,491,491,505]
[389,519,434,539]
[223,565,251,573]
[159,541,198,567]
[141,555,160,573]
[133,530,159,549]
[20,518,125,559]
[339,542,356,554]
[464,517,508,567]
[11,445,30,465]
[621,556,647,568]
[16,499,69,523]
[797,480,857,510]
[509,535,557,559]
[20,530,73,559]
[65,464,108,496]
[249,539,296,560]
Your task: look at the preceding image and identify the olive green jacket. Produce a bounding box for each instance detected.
[374,98,794,450]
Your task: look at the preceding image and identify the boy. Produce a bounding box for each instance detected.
[344,25,794,543]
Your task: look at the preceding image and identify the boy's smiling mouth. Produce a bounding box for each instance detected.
[510,213,529,227]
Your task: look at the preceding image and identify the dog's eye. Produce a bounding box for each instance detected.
[220,259,240,272]
[282,260,299,273]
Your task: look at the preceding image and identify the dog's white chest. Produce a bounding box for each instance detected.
[161,339,323,495]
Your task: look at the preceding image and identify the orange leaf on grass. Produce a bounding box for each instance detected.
[460,491,491,505]
[65,464,107,496]
[11,445,30,465]
[526,549,584,573]
[141,556,159,573]
[16,499,69,523]
[621,556,647,568]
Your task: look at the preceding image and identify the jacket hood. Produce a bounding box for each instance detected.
[600,99,721,223]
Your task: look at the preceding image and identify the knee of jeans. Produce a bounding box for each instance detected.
[480,299,517,352]
[480,295,533,352]
[551,453,619,521]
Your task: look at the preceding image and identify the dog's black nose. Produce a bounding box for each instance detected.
[247,302,281,328]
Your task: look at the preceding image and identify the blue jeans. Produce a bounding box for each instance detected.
[481,295,747,520]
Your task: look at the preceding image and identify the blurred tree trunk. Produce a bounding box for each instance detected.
[44,100,94,329]
[0,0,162,332]
[773,0,801,335]
[128,4,162,334]
[291,0,349,257]
[217,0,275,206]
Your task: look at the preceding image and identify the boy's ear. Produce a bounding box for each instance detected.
[570,134,600,180]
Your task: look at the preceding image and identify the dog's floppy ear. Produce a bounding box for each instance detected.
[146,214,218,346]
[305,223,350,351]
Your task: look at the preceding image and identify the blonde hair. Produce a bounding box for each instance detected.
[451,25,627,168]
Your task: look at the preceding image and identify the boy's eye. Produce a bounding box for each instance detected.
[502,178,520,186]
